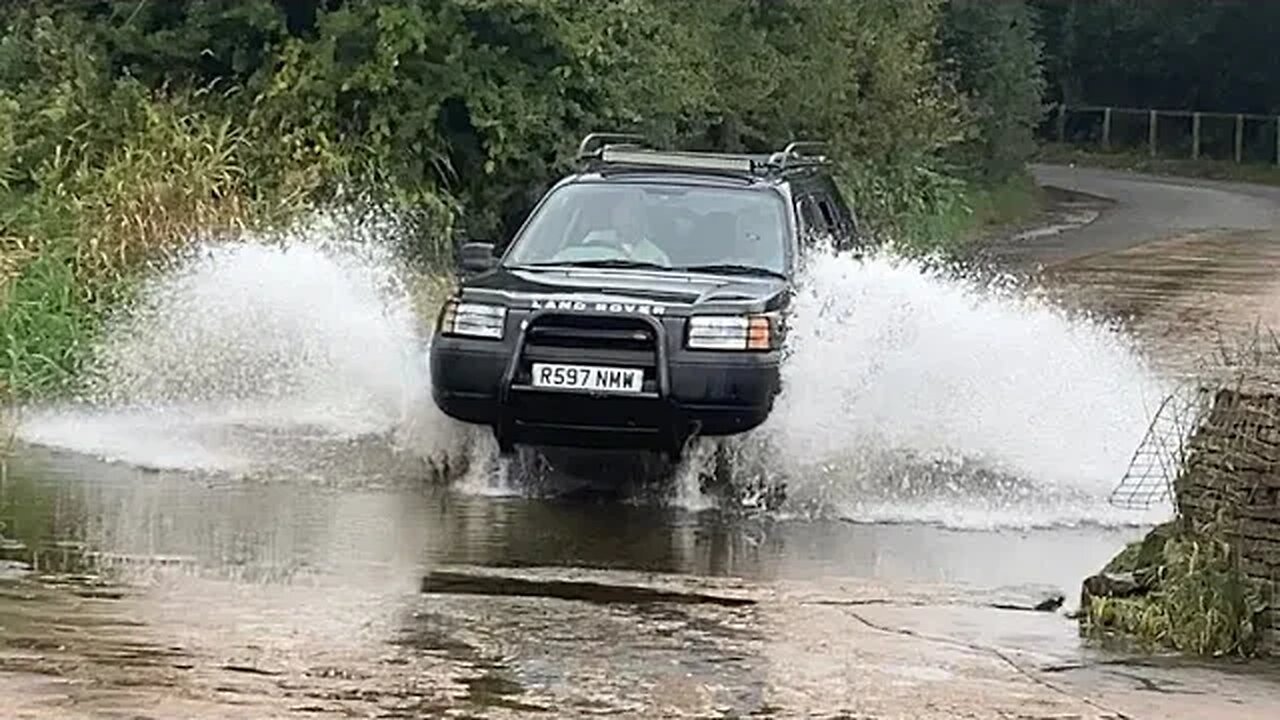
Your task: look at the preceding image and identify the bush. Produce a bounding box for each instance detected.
[0,0,1047,400]
[1081,519,1269,657]
[0,242,103,398]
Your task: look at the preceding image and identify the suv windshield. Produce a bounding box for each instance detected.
[504,182,790,275]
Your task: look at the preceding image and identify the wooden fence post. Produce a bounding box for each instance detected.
[1102,107,1112,150]
[1149,109,1158,157]
[1236,114,1245,163]
[1192,112,1201,160]
[1057,104,1067,143]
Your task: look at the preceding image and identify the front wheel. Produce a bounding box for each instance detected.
[492,423,516,458]
[699,436,788,512]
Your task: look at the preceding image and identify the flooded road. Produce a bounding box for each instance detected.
[3,445,1277,718]
[0,446,1209,718]
[4,167,1280,717]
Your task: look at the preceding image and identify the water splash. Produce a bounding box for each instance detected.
[16,214,469,480]
[13,217,1176,528]
[740,247,1176,528]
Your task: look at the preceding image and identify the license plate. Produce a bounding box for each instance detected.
[530,363,645,393]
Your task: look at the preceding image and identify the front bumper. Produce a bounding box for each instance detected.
[429,310,780,454]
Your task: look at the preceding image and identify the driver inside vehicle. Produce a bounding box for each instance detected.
[553,192,672,266]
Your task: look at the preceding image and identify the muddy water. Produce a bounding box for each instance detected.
[5,168,1280,717]
[1,445,1152,718]
[1044,228,1280,379]
[5,443,1279,719]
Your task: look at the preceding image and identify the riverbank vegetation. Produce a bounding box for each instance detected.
[0,0,1047,401]
[1080,518,1268,657]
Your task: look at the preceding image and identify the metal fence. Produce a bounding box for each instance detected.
[1041,104,1280,166]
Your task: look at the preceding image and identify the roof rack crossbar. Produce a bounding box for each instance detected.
[574,133,832,175]
[595,147,756,173]
[577,132,649,159]
[782,141,829,157]
[767,140,830,168]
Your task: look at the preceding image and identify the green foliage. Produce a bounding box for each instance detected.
[0,0,1017,247]
[941,0,1047,180]
[836,164,1044,255]
[1082,520,1269,658]
[0,243,104,399]
[1033,0,1280,114]
[0,0,1048,400]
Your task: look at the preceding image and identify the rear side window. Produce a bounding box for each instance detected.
[796,193,838,251]
[818,178,861,244]
[816,197,838,229]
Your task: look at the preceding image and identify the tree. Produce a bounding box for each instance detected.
[940,0,1047,180]
[1031,0,1280,114]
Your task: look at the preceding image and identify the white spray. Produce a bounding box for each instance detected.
[16,215,469,478]
[14,220,1175,528]
[739,247,1176,528]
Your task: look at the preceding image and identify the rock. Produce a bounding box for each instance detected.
[1174,388,1280,655]
[1034,594,1066,612]
[1080,571,1153,610]
[987,590,1066,613]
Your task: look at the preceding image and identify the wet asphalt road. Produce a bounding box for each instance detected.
[1003,163,1280,267]
[5,164,1280,717]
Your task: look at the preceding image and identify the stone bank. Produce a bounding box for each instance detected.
[1176,387,1280,653]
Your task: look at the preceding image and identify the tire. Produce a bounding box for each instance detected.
[493,425,516,458]
[700,436,788,512]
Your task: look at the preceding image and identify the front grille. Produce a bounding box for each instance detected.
[528,323,653,351]
[516,314,660,391]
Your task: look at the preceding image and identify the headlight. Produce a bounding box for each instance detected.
[686,314,774,351]
[438,300,507,339]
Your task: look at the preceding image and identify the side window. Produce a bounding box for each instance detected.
[805,193,845,253]
[818,178,862,250]
[793,193,834,254]
[816,197,839,234]
[796,195,822,240]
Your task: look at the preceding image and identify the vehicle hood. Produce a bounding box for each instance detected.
[457,265,788,316]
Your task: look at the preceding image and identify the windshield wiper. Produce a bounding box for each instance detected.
[515,259,672,271]
[676,263,787,280]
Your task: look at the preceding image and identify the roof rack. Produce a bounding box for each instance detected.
[767,141,830,167]
[598,147,758,173]
[576,132,650,160]
[575,133,833,177]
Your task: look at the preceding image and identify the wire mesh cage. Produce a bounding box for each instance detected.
[1111,322,1280,511]
[1110,383,1209,510]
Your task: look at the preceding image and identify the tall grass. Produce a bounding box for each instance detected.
[60,109,253,281]
[0,84,464,402]
[0,95,312,402]
[0,242,101,398]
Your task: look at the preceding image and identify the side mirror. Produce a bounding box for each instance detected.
[458,242,497,274]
